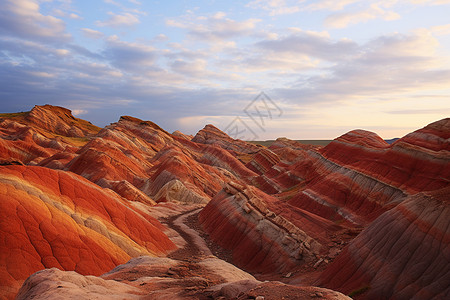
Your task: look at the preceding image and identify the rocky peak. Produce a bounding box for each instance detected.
[118,115,170,135]
[24,104,100,137]
[332,129,389,149]
[397,117,450,152]
[193,124,261,154]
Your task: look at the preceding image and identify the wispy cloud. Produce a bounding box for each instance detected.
[430,23,450,36]
[305,0,362,11]
[246,0,300,15]
[166,12,261,42]
[96,12,140,27]
[279,30,450,106]
[103,35,157,71]
[81,28,104,39]
[386,108,450,114]
[248,0,450,28]
[324,4,400,28]
[256,29,358,61]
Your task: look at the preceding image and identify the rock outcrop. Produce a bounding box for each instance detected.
[24,105,101,137]
[199,182,327,274]
[0,165,175,299]
[1,106,448,300]
[192,124,261,154]
[319,187,450,299]
[199,118,450,297]
[16,256,350,300]
[1,105,100,138]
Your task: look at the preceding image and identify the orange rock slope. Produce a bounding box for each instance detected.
[199,118,450,298]
[0,105,98,166]
[1,105,449,300]
[0,165,175,299]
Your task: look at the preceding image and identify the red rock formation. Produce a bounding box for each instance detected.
[1,106,448,300]
[287,119,450,225]
[246,148,281,175]
[200,118,450,292]
[172,130,193,140]
[24,105,100,137]
[199,182,343,275]
[199,144,258,179]
[16,255,351,300]
[0,165,175,299]
[143,146,233,204]
[319,187,450,299]
[0,119,79,165]
[269,137,321,164]
[192,124,261,154]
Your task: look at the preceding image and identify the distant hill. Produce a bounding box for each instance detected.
[251,138,401,147]
[385,137,400,144]
[250,140,332,147]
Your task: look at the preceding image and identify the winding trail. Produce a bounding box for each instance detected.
[166,208,213,261]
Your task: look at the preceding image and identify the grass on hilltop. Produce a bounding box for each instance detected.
[0,111,29,119]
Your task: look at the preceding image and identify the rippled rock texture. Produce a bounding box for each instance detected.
[0,106,448,299]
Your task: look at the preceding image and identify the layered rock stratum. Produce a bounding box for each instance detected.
[0,105,448,299]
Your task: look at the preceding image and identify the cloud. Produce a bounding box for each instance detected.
[305,0,362,11]
[103,0,121,6]
[281,30,450,105]
[72,109,88,115]
[386,108,450,114]
[96,12,140,27]
[0,38,71,65]
[0,0,70,42]
[408,0,450,4]
[166,12,261,42]
[153,34,169,42]
[52,9,83,20]
[170,59,208,78]
[1,1,450,139]
[305,0,450,12]
[324,3,400,28]
[68,13,82,19]
[81,28,105,39]
[256,29,358,61]
[26,71,56,78]
[430,23,450,36]
[246,0,300,15]
[103,36,157,72]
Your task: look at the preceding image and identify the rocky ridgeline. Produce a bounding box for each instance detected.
[0,105,448,299]
[223,181,320,261]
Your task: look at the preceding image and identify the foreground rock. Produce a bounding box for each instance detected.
[17,256,350,300]
[0,165,175,299]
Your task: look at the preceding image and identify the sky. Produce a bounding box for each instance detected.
[1,0,450,140]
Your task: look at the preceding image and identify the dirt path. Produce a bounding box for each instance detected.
[162,206,234,265]
[166,208,212,260]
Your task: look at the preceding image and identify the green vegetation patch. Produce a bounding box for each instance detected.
[348,285,370,298]
[249,140,275,147]
[0,111,29,119]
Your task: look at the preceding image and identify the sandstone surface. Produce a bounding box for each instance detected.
[0,165,175,299]
[0,106,448,300]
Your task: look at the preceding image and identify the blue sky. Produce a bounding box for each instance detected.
[1,0,450,139]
